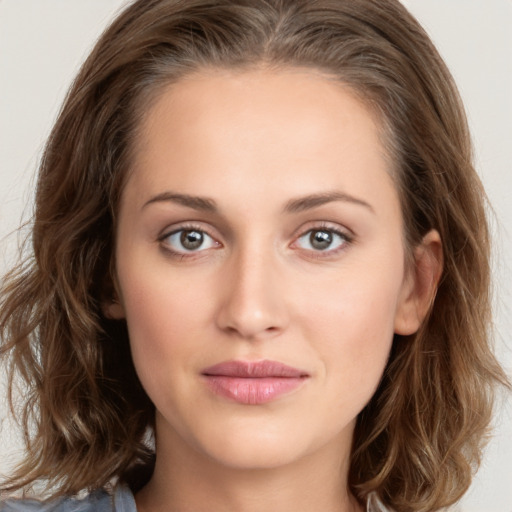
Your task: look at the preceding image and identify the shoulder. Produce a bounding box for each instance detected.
[0,485,136,512]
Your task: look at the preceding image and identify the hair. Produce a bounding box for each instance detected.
[0,0,509,510]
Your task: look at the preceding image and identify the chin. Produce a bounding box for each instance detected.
[190,416,348,472]
[204,437,310,470]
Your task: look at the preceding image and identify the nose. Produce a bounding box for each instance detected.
[215,245,288,340]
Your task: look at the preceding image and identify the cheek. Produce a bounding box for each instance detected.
[299,261,403,394]
[117,270,209,388]
[301,258,402,339]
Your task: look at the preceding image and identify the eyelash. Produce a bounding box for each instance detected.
[293,223,353,259]
[158,222,354,260]
[158,223,219,260]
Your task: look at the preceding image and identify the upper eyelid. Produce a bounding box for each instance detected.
[298,228,351,240]
[294,227,352,246]
[158,226,220,257]
[159,222,218,240]
[292,221,354,249]
[157,221,354,246]
[292,220,354,239]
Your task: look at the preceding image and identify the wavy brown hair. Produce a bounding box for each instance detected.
[0,0,509,510]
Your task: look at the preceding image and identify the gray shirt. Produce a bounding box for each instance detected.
[0,486,136,512]
[1,486,390,511]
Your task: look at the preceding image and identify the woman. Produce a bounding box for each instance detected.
[0,0,508,511]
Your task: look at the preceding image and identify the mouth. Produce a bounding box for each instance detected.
[201,360,310,405]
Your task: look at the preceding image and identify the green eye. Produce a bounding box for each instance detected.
[180,230,204,250]
[297,229,348,252]
[164,229,217,253]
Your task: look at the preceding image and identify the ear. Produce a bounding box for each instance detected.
[394,229,443,335]
[101,275,126,320]
[102,297,126,320]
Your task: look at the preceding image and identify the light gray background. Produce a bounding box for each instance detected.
[0,1,511,510]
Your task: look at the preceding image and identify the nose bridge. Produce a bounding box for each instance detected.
[216,237,287,339]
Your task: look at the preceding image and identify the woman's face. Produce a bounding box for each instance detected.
[109,68,422,471]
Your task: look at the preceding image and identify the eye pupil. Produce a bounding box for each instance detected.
[310,230,332,250]
[180,230,203,250]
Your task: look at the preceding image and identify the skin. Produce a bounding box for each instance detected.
[106,67,442,512]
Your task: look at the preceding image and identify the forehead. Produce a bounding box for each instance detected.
[125,67,399,219]
[136,67,387,157]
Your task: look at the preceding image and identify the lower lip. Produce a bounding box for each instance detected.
[202,376,307,405]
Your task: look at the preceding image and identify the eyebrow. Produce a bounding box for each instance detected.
[143,192,217,212]
[283,191,374,214]
[142,190,374,214]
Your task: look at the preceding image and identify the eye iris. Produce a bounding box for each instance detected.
[310,230,332,250]
[180,230,203,250]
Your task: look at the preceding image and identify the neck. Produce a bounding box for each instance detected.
[135,421,363,512]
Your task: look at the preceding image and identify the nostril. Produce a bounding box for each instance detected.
[214,274,288,339]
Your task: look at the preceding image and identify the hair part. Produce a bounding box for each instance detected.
[1,1,509,510]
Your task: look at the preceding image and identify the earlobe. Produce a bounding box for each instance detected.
[102,299,126,320]
[394,229,443,335]
[101,273,126,319]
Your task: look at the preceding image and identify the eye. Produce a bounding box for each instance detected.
[295,228,350,252]
[162,228,219,254]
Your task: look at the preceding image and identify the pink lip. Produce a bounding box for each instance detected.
[201,360,310,405]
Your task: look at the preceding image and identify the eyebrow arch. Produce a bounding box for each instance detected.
[142,192,217,212]
[283,191,375,214]
[142,190,374,215]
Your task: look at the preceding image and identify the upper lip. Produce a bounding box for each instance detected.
[201,360,309,378]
